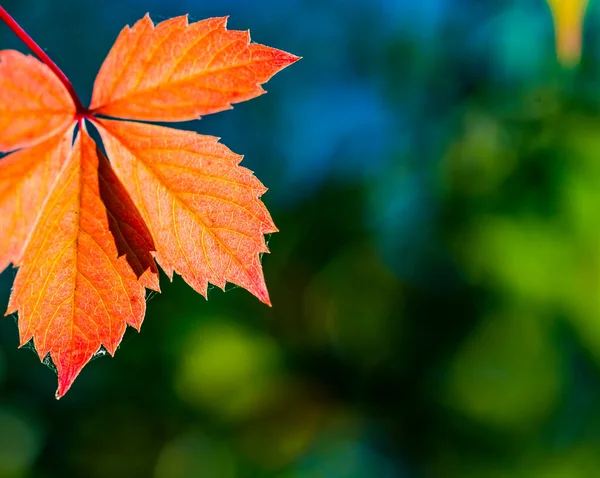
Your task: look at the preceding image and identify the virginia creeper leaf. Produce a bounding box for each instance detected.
[96,119,276,304]
[0,50,76,151]
[90,15,299,121]
[0,11,298,397]
[7,129,156,398]
[0,127,73,273]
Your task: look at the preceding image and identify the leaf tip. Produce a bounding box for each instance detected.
[279,52,302,69]
[55,384,69,400]
[251,278,272,306]
[55,369,78,400]
[138,12,154,29]
[261,292,273,307]
[54,349,94,399]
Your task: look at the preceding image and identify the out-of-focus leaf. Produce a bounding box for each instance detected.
[547,0,588,66]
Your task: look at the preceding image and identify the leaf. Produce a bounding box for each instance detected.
[7,128,157,398]
[0,127,74,273]
[0,11,297,396]
[96,118,276,304]
[0,50,75,151]
[90,15,299,121]
[547,0,589,67]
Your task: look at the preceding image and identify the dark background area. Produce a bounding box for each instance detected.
[0,0,599,476]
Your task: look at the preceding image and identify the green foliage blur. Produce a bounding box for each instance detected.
[0,0,598,477]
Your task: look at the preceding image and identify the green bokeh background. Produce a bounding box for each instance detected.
[0,0,598,476]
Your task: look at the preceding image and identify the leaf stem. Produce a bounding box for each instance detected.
[0,5,88,117]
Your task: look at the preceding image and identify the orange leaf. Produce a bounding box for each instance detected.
[0,50,76,151]
[94,138,160,292]
[90,15,299,122]
[0,127,74,273]
[7,128,156,398]
[0,8,297,396]
[95,118,276,304]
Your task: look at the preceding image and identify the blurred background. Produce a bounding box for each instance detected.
[0,0,598,476]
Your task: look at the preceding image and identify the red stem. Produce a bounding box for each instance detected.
[0,5,88,117]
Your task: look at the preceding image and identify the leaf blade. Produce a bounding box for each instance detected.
[95,118,276,304]
[0,50,76,152]
[90,14,299,122]
[7,128,155,398]
[0,127,74,273]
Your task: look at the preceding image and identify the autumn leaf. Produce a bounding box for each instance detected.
[95,119,276,304]
[0,50,75,151]
[7,129,155,398]
[0,8,298,398]
[547,0,588,67]
[90,15,298,121]
[0,128,74,273]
